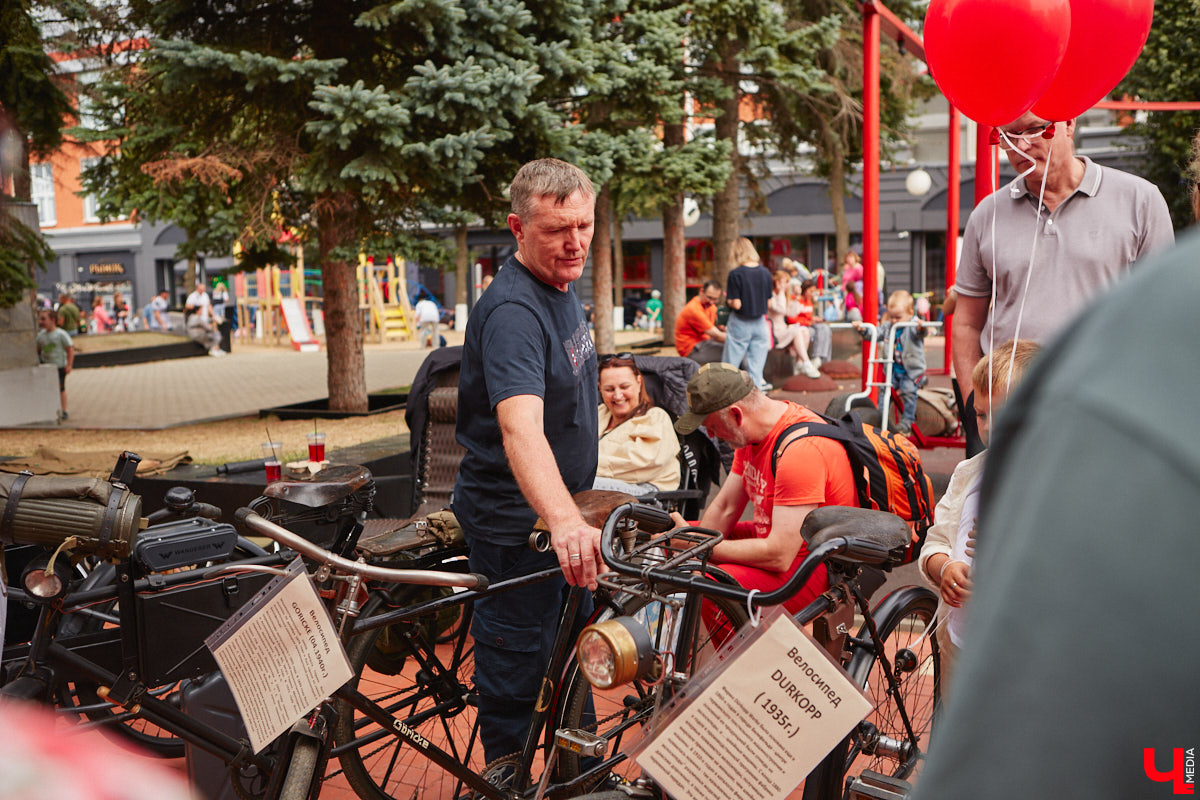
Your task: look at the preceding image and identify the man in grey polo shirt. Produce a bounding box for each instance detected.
[952,112,1173,455]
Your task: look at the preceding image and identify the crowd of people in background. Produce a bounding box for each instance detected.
[669,238,914,385]
[40,280,240,344]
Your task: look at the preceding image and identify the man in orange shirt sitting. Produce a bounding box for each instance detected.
[673,280,726,365]
[674,362,858,613]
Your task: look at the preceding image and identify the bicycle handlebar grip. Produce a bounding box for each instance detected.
[627,503,673,533]
[217,458,268,476]
[191,502,223,521]
[234,506,258,529]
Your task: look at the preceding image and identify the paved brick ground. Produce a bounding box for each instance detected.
[39,328,683,431]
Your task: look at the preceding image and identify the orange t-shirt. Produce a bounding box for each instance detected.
[674,295,717,356]
[732,403,857,538]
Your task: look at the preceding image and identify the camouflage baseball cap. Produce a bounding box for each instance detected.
[674,362,753,434]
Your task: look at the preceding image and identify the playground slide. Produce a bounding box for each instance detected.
[279,298,321,352]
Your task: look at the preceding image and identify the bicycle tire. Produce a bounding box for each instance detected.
[333,589,482,800]
[843,586,940,788]
[554,588,750,785]
[279,736,321,800]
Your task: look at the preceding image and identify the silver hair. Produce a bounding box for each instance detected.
[509,158,595,220]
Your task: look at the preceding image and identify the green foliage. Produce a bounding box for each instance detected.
[753,0,933,178]
[0,1,74,160]
[0,203,54,307]
[1116,0,1200,229]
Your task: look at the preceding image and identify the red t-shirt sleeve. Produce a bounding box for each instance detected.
[774,436,858,508]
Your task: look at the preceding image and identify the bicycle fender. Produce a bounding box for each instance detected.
[845,584,937,685]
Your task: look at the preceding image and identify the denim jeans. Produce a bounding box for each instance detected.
[723,314,771,389]
[466,538,594,763]
[895,373,919,426]
[809,323,832,362]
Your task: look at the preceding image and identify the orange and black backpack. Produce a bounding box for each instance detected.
[770,412,935,561]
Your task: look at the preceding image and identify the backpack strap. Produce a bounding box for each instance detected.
[769,420,851,477]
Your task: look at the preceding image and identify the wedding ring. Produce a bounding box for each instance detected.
[569,554,582,563]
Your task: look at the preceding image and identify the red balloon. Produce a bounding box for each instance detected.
[925,0,1072,127]
[1031,0,1154,121]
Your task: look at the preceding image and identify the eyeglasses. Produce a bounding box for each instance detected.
[598,352,635,366]
[996,122,1055,151]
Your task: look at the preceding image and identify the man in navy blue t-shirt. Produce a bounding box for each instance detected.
[453,158,600,761]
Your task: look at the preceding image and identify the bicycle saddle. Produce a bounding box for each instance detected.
[801,506,912,560]
[261,464,372,508]
[532,489,637,532]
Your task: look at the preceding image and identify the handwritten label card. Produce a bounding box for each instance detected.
[635,611,871,800]
[205,558,353,753]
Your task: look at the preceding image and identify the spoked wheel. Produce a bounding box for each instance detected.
[554,588,749,788]
[333,590,483,800]
[843,587,940,790]
[63,678,188,758]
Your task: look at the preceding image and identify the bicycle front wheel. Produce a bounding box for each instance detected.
[333,587,482,800]
[554,588,749,786]
[844,586,940,787]
[279,736,321,800]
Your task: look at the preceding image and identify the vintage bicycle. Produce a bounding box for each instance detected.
[569,501,941,800]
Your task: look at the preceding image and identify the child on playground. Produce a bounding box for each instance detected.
[853,289,927,435]
[917,338,1040,690]
[414,295,440,348]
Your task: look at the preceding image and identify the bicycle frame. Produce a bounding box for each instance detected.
[586,503,939,800]
[2,553,291,780]
[333,566,654,799]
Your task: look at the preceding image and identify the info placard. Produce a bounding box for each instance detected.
[635,611,871,800]
[205,558,353,753]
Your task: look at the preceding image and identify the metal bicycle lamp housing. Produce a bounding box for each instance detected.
[20,553,73,601]
[576,616,657,690]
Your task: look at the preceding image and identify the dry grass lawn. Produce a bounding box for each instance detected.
[1,410,409,466]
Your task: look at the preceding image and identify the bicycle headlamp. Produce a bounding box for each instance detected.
[21,553,71,601]
[576,616,655,689]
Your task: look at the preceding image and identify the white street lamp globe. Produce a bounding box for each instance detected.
[683,197,701,227]
[905,168,932,197]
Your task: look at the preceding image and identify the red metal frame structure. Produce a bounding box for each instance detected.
[859,1,1200,387]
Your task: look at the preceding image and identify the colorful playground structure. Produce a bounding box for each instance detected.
[230,249,416,348]
[357,255,416,344]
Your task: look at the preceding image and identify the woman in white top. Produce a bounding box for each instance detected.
[593,354,681,496]
[767,270,821,378]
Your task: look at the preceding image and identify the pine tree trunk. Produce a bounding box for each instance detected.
[711,48,742,287]
[454,224,469,308]
[612,216,624,311]
[824,126,851,265]
[661,121,687,349]
[592,184,614,354]
[12,137,31,202]
[318,197,367,413]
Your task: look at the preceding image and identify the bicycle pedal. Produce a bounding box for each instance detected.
[554,728,607,757]
[845,770,912,800]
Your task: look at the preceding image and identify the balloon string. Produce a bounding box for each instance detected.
[988,130,1046,410]
[1006,131,1051,396]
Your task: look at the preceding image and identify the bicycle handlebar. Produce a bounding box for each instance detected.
[598,502,854,610]
[234,508,488,590]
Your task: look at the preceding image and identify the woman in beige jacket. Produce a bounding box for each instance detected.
[592,354,681,495]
